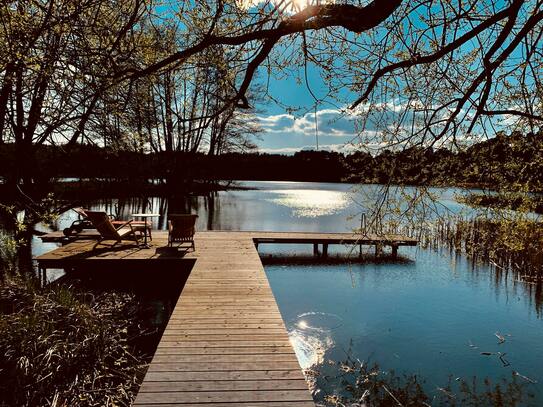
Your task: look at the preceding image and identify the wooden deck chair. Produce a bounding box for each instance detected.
[168,214,198,250]
[84,210,141,248]
[67,207,152,240]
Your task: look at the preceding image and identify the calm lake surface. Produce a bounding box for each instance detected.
[29,181,543,404]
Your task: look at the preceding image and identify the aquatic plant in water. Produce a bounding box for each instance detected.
[421,216,543,283]
[309,356,534,406]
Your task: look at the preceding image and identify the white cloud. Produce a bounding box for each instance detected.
[257,142,386,155]
[256,101,464,153]
[257,146,307,154]
[257,113,293,124]
[256,101,430,140]
[257,107,359,137]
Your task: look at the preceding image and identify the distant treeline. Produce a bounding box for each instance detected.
[346,131,543,190]
[0,144,346,183]
[1,130,542,190]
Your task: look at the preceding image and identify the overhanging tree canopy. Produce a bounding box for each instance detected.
[0,0,542,172]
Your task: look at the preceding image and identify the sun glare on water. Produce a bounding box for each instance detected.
[268,189,349,217]
[288,312,343,369]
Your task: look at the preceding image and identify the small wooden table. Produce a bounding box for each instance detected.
[131,213,159,247]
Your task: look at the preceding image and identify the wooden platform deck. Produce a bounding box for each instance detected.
[40,230,418,252]
[36,230,417,406]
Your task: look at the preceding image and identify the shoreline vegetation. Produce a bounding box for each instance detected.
[0,178,249,201]
[414,216,543,315]
[460,193,543,215]
[1,131,542,194]
[422,217,543,283]
[0,273,150,406]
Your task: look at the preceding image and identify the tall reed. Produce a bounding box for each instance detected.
[420,217,543,283]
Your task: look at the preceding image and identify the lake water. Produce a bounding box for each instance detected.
[23,181,543,404]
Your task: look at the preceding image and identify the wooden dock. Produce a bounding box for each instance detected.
[36,230,417,406]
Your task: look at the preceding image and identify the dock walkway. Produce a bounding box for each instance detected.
[36,231,417,406]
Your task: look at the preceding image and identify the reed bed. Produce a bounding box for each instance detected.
[0,274,148,406]
[419,217,543,283]
[363,213,543,283]
[358,213,543,313]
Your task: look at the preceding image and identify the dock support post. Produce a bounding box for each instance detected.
[313,243,319,257]
[375,243,383,258]
[391,244,398,259]
[322,244,328,258]
[38,265,46,287]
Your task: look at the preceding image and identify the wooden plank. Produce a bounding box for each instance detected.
[151,354,302,363]
[165,323,286,329]
[156,340,293,348]
[142,370,307,382]
[147,361,303,372]
[166,318,285,323]
[157,335,292,342]
[171,306,282,311]
[138,379,310,392]
[154,346,294,356]
[161,329,288,335]
[167,318,287,324]
[134,389,314,403]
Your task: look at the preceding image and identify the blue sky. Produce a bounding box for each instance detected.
[252,58,362,154]
[245,0,534,155]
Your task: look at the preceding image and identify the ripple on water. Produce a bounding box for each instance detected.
[293,311,344,331]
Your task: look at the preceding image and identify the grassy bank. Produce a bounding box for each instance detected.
[0,274,149,406]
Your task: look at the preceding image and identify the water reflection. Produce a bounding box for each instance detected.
[266,189,350,217]
[289,312,342,369]
[265,251,543,403]
[5,181,538,313]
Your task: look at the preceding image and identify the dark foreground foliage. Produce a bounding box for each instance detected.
[311,357,534,407]
[0,274,148,407]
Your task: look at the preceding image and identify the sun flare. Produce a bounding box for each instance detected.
[237,0,335,13]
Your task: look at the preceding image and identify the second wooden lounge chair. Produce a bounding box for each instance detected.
[168,214,198,250]
[65,207,152,241]
[85,210,142,248]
